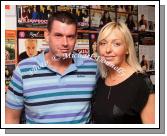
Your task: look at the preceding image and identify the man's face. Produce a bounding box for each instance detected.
[25,40,37,57]
[45,20,77,58]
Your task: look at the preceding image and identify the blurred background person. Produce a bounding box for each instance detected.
[139,14,148,31]
[100,11,112,28]
[140,55,149,71]
[125,14,136,31]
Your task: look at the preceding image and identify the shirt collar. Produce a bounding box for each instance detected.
[36,49,84,68]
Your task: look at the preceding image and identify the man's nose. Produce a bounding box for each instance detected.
[63,36,68,46]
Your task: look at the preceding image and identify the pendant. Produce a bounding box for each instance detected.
[107,86,111,100]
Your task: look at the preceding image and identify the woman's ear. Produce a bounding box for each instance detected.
[125,47,129,55]
[44,30,49,43]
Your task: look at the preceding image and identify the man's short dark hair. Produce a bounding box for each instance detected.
[47,11,78,32]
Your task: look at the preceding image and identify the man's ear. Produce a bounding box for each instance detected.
[44,30,49,43]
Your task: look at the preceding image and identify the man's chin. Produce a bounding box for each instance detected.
[51,53,71,60]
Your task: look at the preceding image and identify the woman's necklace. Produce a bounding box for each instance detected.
[107,86,111,100]
[106,75,121,101]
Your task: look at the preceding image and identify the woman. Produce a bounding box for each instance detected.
[92,22,155,124]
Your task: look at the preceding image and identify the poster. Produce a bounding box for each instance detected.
[17,5,56,28]
[139,45,155,71]
[124,14,138,32]
[132,33,139,60]
[138,5,155,32]
[57,5,89,30]
[5,5,16,16]
[90,5,115,11]
[101,5,116,11]
[117,5,137,14]
[117,12,128,23]
[89,33,98,59]
[90,9,115,30]
[90,9,103,30]
[17,30,49,62]
[74,33,89,55]
[139,31,155,45]
[5,30,17,64]
[75,6,89,29]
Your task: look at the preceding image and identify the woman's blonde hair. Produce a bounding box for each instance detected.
[97,22,143,78]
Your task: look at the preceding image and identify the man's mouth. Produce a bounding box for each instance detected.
[60,49,69,53]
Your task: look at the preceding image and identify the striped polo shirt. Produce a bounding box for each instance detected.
[6,50,97,124]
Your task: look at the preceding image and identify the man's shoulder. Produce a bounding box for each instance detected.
[18,53,42,68]
[74,53,97,65]
[82,57,97,65]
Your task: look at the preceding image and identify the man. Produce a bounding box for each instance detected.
[19,39,41,62]
[5,11,97,124]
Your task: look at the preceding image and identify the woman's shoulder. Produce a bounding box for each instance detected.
[96,76,104,84]
[132,72,148,83]
[134,72,146,78]
[133,72,154,93]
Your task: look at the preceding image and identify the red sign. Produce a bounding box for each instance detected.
[5,5,10,10]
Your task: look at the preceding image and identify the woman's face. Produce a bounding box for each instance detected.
[98,28,127,67]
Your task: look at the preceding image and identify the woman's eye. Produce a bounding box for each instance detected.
[113,43,121,47]
[99,42,107,46]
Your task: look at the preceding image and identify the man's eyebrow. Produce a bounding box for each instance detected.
[67,34,76,37]
[53,32,76,37]
[54,32,62,34]
[54,33,63,35]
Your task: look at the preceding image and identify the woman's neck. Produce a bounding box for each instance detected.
[107,63,135,79]
[105,64,136,86]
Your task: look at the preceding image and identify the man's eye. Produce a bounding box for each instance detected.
[68,35,75,39]
[55,34,62,38]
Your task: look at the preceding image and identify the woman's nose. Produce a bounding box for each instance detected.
[106,44,112,53]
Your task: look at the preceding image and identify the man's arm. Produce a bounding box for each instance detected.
[5,65,24,124]
[5,107,22,124]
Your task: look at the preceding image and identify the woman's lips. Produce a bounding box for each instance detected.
[104,56,115,61]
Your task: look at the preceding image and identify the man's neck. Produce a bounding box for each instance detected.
[45,51,73,74]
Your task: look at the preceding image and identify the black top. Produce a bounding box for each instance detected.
[92,72,150,124]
